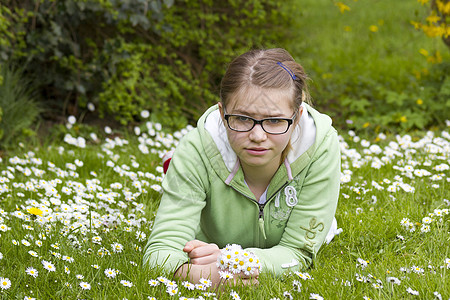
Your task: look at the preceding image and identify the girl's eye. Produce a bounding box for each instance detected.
[237,116,250,122]
[267,119,281,124]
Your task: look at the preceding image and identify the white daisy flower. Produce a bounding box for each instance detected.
[0,277,11,290]
[104,268,118,278]
[198,277,212,288]
[406,287,419,295]
[25,267,39,278]
[79,281,91,290]
[309,293,324,300]
[41,260,56,272]
[28,250,38,257]
[120,280,133,287]
[230,290,241,300]
[181,281,194,290]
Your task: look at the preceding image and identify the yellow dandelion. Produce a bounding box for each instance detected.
[400,116,407,123]
[416,98,423,105]
[369,25,378,32]
[418,0,429,5]
[27,207,43,216]
[363,122,370,128]
[335,2,351,13]
[419,48,429,57]
[344,25,352,32]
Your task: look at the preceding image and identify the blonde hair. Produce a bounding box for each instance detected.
[220,48,311,164]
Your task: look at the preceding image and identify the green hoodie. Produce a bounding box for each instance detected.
[143,103,340,276]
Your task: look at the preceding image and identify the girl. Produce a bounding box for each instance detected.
[144,48,341,285]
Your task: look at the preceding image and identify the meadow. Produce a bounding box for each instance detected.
[0,0,449,299]
[0,118,448,299]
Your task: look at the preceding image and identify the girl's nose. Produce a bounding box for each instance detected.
[248,124,267,142]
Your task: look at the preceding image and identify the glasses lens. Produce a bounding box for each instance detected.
[227,116,254,131]
[261,119,289,134]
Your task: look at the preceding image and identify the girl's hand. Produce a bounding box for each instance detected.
[183,240,221,265]
[175,262,258,287]
[178,240,259,287]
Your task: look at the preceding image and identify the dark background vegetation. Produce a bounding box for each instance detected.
[0,0,449,149]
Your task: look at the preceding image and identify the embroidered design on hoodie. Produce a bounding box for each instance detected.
[270,186,297,226]
[300,217,324,252]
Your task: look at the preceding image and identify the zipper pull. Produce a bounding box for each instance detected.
[258,204,264,218]
[259,217,267,240]
[258,204,267,239]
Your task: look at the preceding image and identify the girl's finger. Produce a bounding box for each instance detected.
[188,244,219,259]
[190,253,218,265]
[183,239,208,252]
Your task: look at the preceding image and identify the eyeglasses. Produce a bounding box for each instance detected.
[223,109,297,135]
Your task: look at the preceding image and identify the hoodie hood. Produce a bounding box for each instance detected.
[197,103,332,190]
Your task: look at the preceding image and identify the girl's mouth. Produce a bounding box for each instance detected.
[245,148,269,155]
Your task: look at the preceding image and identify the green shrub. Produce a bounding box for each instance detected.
[0,64,41,148]
[1,0,293,128]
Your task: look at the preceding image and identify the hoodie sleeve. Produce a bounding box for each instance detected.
[247,127,341,276]
[143,129,208,273]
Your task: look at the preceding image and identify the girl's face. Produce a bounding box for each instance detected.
[219,87,302,172]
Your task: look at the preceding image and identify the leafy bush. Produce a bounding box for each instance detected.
[0,64,41,148]
[0,0,293,128]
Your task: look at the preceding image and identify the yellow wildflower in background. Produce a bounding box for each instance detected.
[417,0,430,5]
[410,21,421,30]
[369,25,378,32]
[27,207,43,216]
[400,116,407,123]
[419,48,429,56]
[363,122,370,128]
[335,2,351,13]
[416,99,423,105]
[436,0,450,14]
[344,26,352,32]
[426,14,441,24]
[427,51,443,64]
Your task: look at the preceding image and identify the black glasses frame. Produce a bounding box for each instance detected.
[223,110,297,135]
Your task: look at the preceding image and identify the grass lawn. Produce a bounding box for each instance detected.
[0,122,448,299]
[286,0,450,129]
[0,0,449,299]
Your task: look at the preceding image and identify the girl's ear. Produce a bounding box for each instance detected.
[294,106,303,126]
[218,102,225,122]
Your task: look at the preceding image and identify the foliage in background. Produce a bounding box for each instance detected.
[0,64,41,148]
[0,0,292,128]
[287,0,450,133]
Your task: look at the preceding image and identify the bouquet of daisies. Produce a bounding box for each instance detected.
[216,244,261,276]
